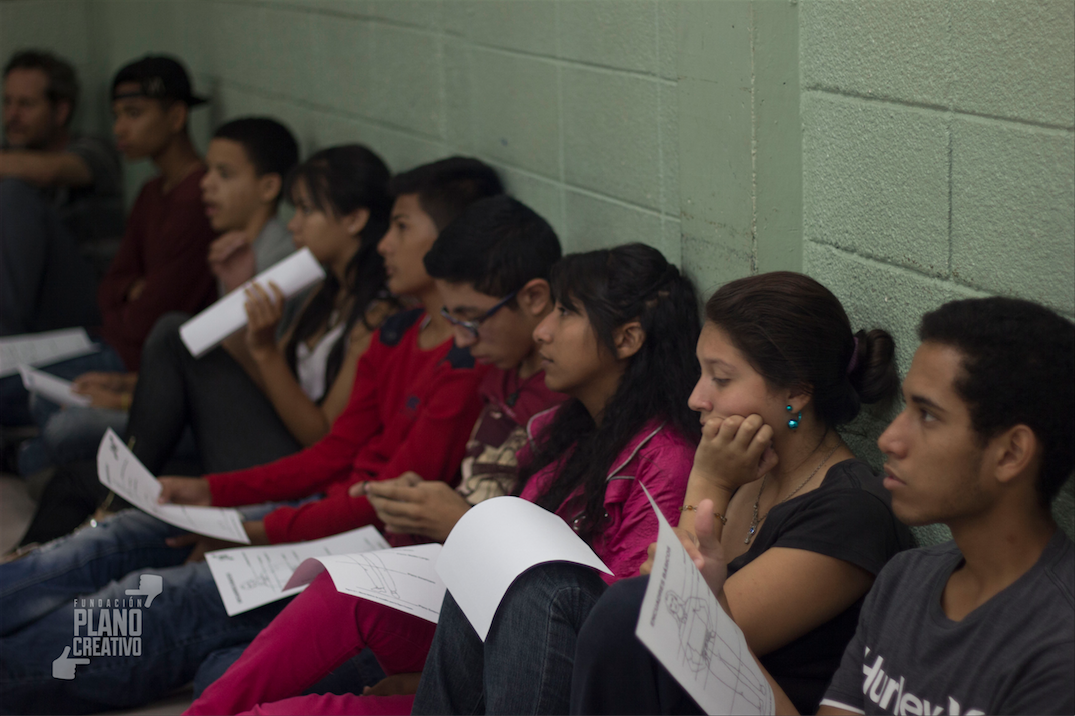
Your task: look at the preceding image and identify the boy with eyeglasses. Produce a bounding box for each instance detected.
[185,193,567,715]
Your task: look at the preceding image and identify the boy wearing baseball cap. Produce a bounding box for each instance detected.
[97,54,217,371]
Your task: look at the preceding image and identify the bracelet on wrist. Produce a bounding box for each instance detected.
[679,504,728,524]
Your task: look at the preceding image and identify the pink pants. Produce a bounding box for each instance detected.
[185,571,436,716]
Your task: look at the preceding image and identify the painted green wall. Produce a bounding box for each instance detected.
[797,0,1075,541]
[2,0,1072,537]
[1,0,683,261]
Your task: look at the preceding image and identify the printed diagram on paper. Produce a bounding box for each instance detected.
[207,526,389,616]
[635,486,774,715]
[288,544,446,624]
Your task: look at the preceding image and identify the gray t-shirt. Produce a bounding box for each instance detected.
[252,216,294,272]
[822,530,1074,715]
[52,134,125,244]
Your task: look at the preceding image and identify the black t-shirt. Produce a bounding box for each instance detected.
[728,459,915,714]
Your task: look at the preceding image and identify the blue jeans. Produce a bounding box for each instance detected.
[0,178,100,338]
[0,505,290,714]
[18,406,127,475]
[412,562,607,715]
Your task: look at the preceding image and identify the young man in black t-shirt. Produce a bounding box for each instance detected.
[817,297,1074,716]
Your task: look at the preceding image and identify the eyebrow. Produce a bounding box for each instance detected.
[908,394,946,413]
[699,357,736,371]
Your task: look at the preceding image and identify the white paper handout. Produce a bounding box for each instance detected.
[285,543,446,623]
[205,526,390,616]
[19,366,91,408]
[634,485,774,715]
[179,247,325,357]
[434,496,612,641]
[0,327,97,377]
[96,429,250,544]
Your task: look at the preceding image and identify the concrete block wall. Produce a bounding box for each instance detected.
[800,0,1075,540]
[58,0,683,263]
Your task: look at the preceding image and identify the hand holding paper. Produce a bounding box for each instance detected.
[19,366,91,408]
[180,248,325,358]
[634,485,774,715]
[96,429,249,544]
[243,281,286,357]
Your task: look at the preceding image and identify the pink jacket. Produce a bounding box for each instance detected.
[518,408,696,582]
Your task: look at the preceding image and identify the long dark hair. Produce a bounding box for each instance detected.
[705,271,899,427]
[283,145,394,399]
[514,243,702,543]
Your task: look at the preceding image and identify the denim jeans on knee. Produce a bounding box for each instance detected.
[413,561,607,715]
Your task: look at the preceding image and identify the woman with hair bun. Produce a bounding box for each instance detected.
[570,271,914,716]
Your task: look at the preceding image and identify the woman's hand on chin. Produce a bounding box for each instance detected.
[692,413,778,493]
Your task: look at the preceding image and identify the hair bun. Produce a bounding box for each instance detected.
[850,328,899,406]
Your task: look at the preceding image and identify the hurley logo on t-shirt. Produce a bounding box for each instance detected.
[862,648,985,716]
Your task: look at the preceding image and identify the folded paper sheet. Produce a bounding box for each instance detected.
[434,496,612,641]
[206,526,390,616]
[180,248,325,358]
[285,543,445,623]
[19,366,91,407]
[96,429,250,544]
[0,327,97,377]
[634,485,774,715]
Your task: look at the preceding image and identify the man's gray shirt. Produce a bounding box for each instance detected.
[822,529,1074,715]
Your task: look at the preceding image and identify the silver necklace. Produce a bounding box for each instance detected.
[745,442,840,544]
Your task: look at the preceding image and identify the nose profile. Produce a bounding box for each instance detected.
[687,378,710,412]
[877,411,905,457]
[532,313,554,345]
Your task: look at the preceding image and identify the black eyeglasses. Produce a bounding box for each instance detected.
[440,290,519,338]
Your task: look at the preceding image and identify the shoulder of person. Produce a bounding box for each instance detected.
[525,405,561,445]
[441,342,477,370]
[804,458,904,515]
[66,134,118,160]
[872,540,962,593]
[625,421,696,476]
[376,307,424,346]
[1040,529,1074,608]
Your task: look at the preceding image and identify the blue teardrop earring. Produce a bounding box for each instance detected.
[786,404,801,430]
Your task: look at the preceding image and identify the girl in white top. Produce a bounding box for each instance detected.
[125,145,399,476]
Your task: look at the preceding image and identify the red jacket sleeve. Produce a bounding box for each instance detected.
[207,339,386,507]
[260,362,488,543]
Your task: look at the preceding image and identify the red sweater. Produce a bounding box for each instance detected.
[208,309,490,543]
[98,169,218,369]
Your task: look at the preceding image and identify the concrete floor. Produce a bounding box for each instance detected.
[1,473,194,715]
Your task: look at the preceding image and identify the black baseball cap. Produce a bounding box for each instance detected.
[111,55,207,107]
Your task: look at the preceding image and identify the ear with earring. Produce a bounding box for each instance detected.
[786,405,802,430]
